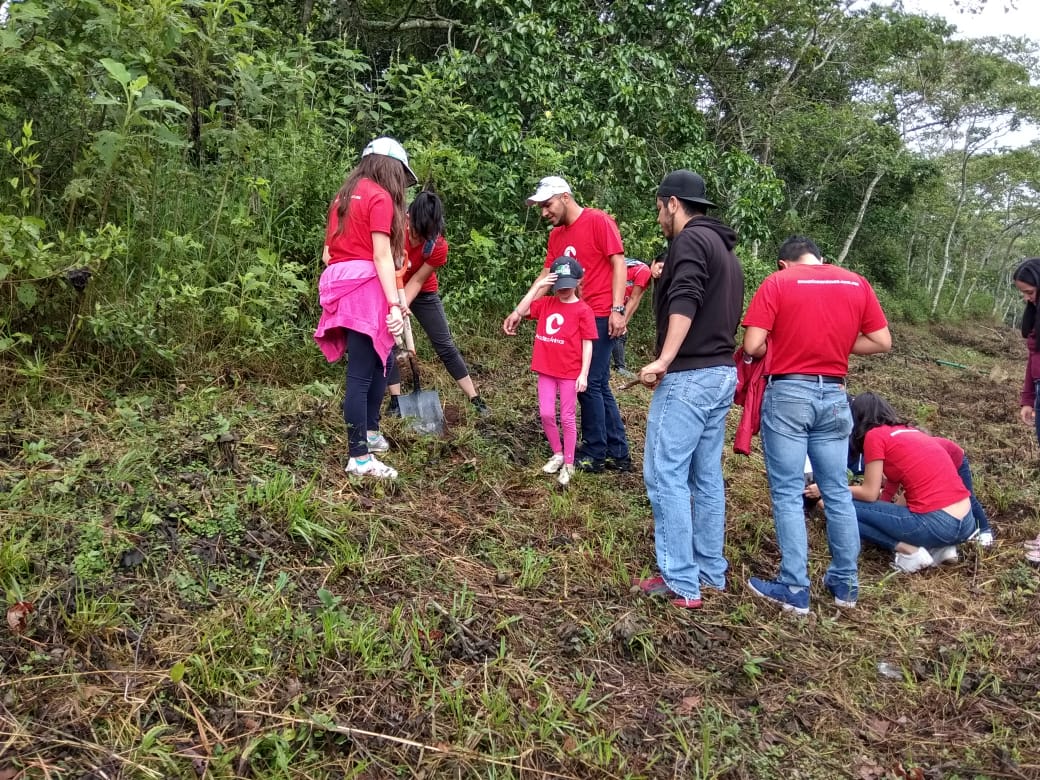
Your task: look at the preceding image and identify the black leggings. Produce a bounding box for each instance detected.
[387,291,470,386]
[343,329,391,457]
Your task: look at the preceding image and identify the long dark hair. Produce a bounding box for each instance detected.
[1013,257,1040,339]
[849,392,910,457]
[408,190,445,243]
[332,153,409,260]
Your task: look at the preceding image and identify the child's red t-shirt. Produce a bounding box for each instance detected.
[528,297,597,380]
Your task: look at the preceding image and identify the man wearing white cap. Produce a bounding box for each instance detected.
[504,176,631,472]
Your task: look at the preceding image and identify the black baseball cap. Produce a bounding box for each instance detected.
[657,169,716,208]
[550,256,583,292]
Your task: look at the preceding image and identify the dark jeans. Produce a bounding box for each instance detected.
[343,329,390,458]
[958,456,991,534]
[387,291,470,386]
[1035,380,1040,449]
[611,332,627,370]
[579,317,629,461]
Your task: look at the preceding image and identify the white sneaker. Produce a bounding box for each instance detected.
[366,431,390,453]
[976,531,994,547]
[928,545,959,565]
[346,456,397,479]
[542,453,565,474]
[893,547,934,574]
[557,464,574,486]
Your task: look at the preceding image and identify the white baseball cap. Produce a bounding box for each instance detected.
[526,176,572,205]
[362,136,418,186]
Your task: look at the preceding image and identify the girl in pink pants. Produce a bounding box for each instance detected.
[510,257,597,485]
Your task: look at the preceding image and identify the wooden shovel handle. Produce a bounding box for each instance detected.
[398,288,416,354]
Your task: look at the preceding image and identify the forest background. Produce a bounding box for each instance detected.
[2,0,1040,376]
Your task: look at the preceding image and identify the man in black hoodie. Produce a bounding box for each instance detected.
[631,170,744,609]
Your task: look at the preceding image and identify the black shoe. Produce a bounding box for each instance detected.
[575,457,605,473]
[471,395,490,418]
[605,456,633,472]
[386,396,401,418]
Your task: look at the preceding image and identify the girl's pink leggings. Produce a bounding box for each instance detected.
[537,373,578,464]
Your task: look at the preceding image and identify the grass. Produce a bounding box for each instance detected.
[1,319,1039,778]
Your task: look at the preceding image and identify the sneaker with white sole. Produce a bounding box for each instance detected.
[892,547,934,574]
[748,577,810,615]
[346,455,397,479]
[976,531,994,547]
[542,453,565,474]
[557,464,574,486]
[928,545,959,565]
[366,431,390,453]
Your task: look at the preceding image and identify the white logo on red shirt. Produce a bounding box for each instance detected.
[545,313,564,335]
[564,246,577,258]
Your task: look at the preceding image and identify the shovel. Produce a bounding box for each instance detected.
[394,291,445,436]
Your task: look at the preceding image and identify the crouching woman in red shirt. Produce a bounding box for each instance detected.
[849,392,975,574]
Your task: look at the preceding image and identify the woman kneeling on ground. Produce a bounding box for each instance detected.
[848,392,975,573]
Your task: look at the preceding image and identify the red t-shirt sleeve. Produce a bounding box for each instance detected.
[862,428,885,464]
[741,276,779,328]
[579,304,598,339]
[528,298,546,321]
[368,188,393,236]
[423,236,448,268]
[597,212,625,258]
[858,277,888,333]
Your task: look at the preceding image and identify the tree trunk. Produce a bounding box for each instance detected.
[836,169,884,265]
[300,0,315,32]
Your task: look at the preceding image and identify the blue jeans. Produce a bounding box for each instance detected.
[643,366,737,599]
[854,500,975,550]
[578,317,629,461]
[760,379,858,590]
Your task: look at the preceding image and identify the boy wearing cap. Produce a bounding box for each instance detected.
[509,257,597,486]
[504,176,631,473]
[632,170,743,609]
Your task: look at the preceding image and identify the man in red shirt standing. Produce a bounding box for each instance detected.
[742,236,891,613]
[504,176,631,472]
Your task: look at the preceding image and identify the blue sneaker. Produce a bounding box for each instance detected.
[748,577,810,615]
[823,576,858,608]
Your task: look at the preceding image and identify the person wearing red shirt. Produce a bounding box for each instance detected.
[742,235,891,613]
[611,257,652,376]
[509,257,597,486]
[848,393,975,573]
[503,176,630,473]
[313,137,414,479]
[383,191,488,423]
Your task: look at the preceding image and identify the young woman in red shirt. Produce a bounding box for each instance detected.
[384,191,488,418]
[313,138,414,479]
[848,393,975,573]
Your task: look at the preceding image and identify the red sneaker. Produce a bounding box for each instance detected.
[670,596,703,609]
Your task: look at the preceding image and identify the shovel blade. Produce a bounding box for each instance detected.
[396,389,445,435]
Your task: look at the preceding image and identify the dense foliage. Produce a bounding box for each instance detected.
[1,0,1039,377]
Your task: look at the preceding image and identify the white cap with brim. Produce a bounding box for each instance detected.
[527,176,572,205]
[362,137,418,186]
